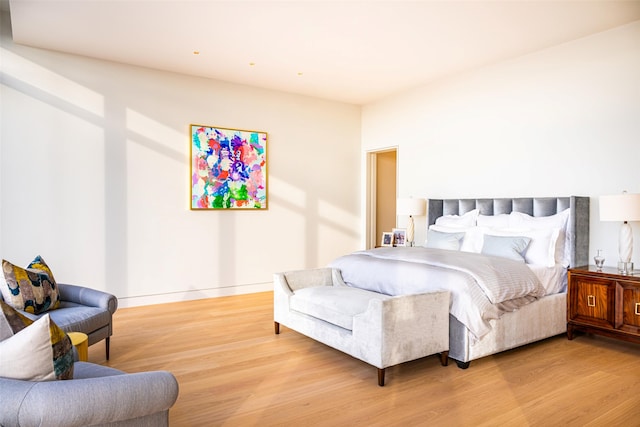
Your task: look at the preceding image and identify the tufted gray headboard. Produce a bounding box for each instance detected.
[427,196,590,268]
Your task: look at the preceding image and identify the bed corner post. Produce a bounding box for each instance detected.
[570,196,590,268]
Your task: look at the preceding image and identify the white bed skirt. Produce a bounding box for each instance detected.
[449,292,567,364]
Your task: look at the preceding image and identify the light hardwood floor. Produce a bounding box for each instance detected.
[88,291,640,426]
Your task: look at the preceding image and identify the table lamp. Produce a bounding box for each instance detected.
[396,198,426,247]
[599,192,640,274]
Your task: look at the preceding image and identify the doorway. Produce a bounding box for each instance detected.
[366,148,397,248]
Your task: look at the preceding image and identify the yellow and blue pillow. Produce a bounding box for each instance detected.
[1,256,60,314]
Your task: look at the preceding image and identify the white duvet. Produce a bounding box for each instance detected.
[329,247,548,341]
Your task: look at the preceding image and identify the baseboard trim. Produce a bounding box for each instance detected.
[117,282,273,308]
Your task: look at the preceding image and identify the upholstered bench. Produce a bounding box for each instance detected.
[274,268,450,386]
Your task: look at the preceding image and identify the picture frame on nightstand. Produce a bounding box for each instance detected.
[381,232,393,247]
[392,228,406,247]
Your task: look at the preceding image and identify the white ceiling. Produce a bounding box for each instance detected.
[6,0,640,105]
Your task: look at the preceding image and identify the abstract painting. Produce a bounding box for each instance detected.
[190,124,267,209]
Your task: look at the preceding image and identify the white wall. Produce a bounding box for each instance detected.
[362,21,640,268]
[3,13,640,307]
[0,12,362,306]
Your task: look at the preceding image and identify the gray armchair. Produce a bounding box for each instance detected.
[0,362,179,427]
[0,283,118,360]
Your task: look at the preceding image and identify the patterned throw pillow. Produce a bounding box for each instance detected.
[1,256,60,314]
[0,300,74,380]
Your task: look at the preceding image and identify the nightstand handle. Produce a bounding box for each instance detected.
[587,295,596,307]
[636,303,640,316]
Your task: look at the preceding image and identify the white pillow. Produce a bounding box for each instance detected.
[435,209,479,228]
[0,315,57,381]
[487,228,561,268]
[477,214,510,229]
[425,229,465,250]
[428,225,488,253]
[481,235,531,263]
[509,209,570,230]
[509,209,570,266]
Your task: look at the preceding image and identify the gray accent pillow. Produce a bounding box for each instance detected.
[481,235,531,262]
[426,229,465,251]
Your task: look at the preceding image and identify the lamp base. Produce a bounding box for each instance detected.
[406,215,415,247]
[617,261,634,275]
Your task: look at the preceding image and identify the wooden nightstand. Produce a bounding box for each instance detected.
[567,266,640,344]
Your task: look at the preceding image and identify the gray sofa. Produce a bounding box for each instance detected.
[0,361,179,426]
[0,283,118,360]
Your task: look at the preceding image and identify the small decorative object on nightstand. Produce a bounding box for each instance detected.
[567,266,640,344]
[594,249,605,270]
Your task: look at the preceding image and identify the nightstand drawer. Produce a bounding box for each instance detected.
[620,284,640,332]
[568,275,615,328]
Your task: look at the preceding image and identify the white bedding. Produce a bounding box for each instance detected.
[528,263,567,295]
[329,247,549,342]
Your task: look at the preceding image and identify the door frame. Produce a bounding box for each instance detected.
[365,147,398,249]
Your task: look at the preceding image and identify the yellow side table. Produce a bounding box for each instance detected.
[68,332,89,362]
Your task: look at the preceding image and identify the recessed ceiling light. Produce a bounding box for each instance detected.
[249,62,256,66]
[297,72,303,76]
[193,50,200,55]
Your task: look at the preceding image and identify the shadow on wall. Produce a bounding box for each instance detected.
[0,11,360,302]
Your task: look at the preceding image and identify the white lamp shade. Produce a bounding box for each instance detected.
[600,193,640,268]
[396,198,426,216]
[600,193,640,222]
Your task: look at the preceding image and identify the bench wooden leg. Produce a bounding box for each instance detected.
[377,368,385,387]
[439,351,449,366]
[274,321,280,335]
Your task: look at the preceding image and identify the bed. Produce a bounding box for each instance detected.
[330,196,590,368]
